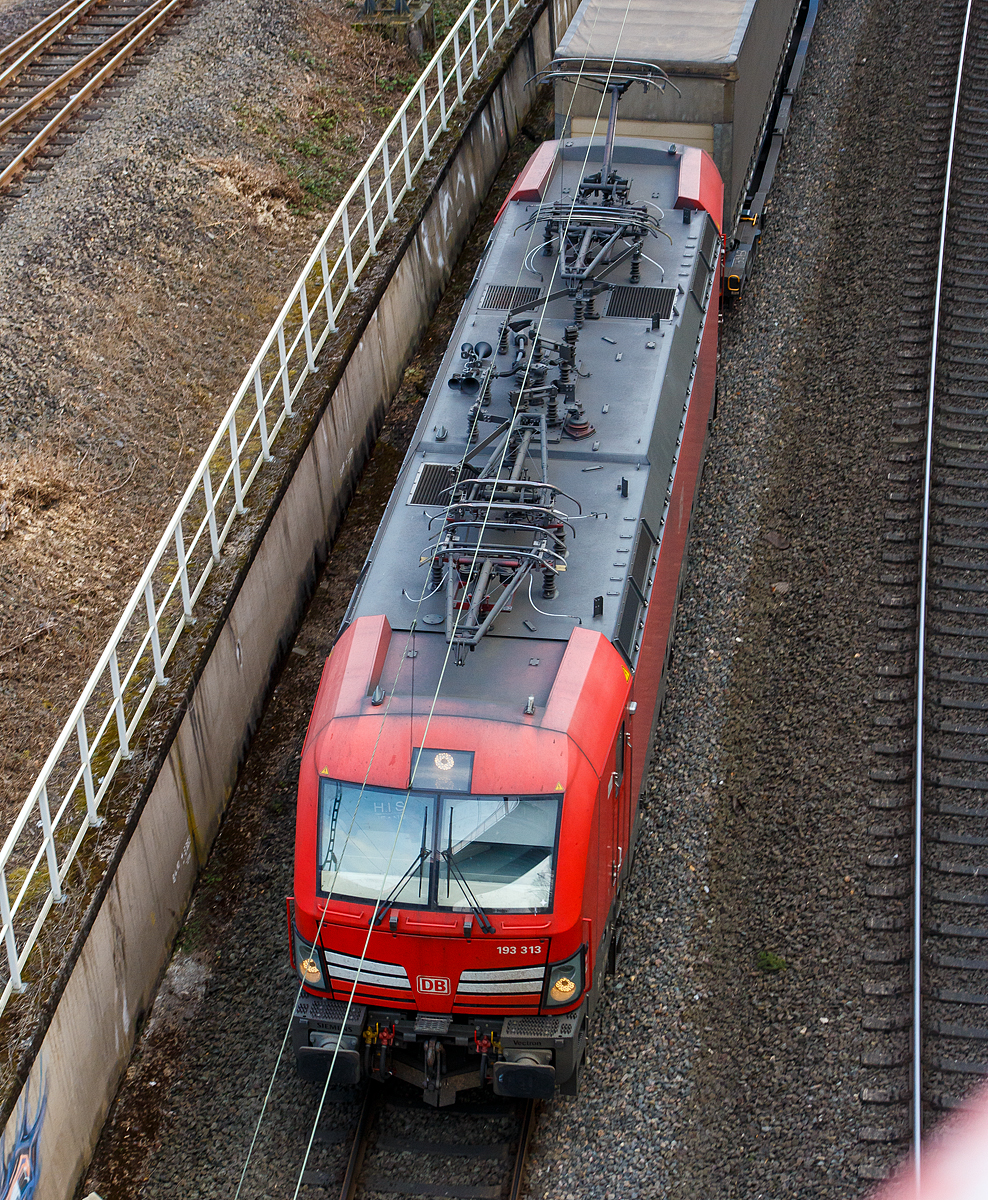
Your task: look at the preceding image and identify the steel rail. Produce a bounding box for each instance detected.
[912,0,975,1183]
[0,0,186,187]
[0,0,178,141]
[0,0,82,60]
[507,1099,537,1200]
[338,1085,377,1200]
[0,0,99,90]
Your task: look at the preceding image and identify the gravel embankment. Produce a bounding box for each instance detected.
[82,0,943,1193]
[0,0,417,814]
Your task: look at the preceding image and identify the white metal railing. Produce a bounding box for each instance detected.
[0,0,535,1018]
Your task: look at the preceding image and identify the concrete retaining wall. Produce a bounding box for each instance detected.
[3,3,581,1196]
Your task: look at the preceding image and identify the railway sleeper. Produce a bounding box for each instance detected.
[863,946,912,965]
[928,921,988,939]
[865,854,911,869]
[928,1090,984,1111]
[861,1048,910,1068]
[927,1056,988,1075]
[866,882,912,899]
[931,1020,988,1040]
[866,914,911,931]
[868,795,913,811]
[877,612,918,626]
[927,950,988,970]
[862,1013,912,1032]
[868,822,913,837]
[873,712,915,727]
[927,772,988,789]
[929,891,988,907]
[931,795,988,813]
[929,987,988,1004]
[929,829,988,846]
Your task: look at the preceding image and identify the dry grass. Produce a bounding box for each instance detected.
[0,450,159,800]
[195,155,306,226]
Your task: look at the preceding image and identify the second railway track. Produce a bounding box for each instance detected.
[0,0,193,215]
[862,0,988,1180]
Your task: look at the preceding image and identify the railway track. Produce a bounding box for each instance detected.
[860,0,988,1181]
[300,1083,535,1200]
[0,0,192,214]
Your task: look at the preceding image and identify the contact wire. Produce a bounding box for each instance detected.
[241,6,637,1194]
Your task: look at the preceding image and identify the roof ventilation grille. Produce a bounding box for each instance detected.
[480,284,542,310]
[408,462,458,506]
[606,285,677,324]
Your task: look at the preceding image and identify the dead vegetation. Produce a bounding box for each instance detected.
[0,450,160,801]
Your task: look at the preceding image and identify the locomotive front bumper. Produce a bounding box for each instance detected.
[291,993,587,1104]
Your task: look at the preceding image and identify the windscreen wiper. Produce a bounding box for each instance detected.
[440,849,496,935]
[371,847,429,927]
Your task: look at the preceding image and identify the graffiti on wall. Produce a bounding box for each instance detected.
[0,1067,47,1200]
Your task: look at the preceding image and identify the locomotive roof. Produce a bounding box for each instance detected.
[556,0,762,67]
[346,137,719,659]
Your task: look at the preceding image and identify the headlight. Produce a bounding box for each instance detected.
[294,929,327,990]
[544,948,584,1008]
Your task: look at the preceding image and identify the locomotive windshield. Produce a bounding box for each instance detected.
[317,779,562,913]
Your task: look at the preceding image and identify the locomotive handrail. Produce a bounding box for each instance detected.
[0,0,542,1018]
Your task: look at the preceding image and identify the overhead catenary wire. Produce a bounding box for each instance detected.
[288,10,646,1192]
[234,6,645,1193]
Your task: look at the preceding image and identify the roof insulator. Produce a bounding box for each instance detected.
[371,685,386,706]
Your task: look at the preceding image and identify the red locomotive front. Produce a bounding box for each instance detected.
[289,616,635,1104]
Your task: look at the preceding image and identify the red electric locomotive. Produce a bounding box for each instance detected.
[289,62,723,1105]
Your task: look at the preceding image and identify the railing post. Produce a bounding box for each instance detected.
[342,208,356,290]
[229,422,245,514]
[401,110,413,188]
[421,76,431,157]
[277,326,293,415]
[364,174,377,256]
[0,871,25,994]
[486,0,494,51]
[174,521,194,619]
[469,7,478,80]
[382,139,395,223]
[254,368,272,462]
[320,248,338,333]
[38,785,63,903]
[202,466,220,562]
[76,713,102,826]
[109,647,132,759]
[454,27,464,104]
[144,581,169,688]
[299,278,317,372]
[439,56,448,131]
[503,0,510,28]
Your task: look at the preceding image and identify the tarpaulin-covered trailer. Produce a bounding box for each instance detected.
[554,0,805,235]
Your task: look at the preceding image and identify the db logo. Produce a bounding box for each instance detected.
[416,975,451,994]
